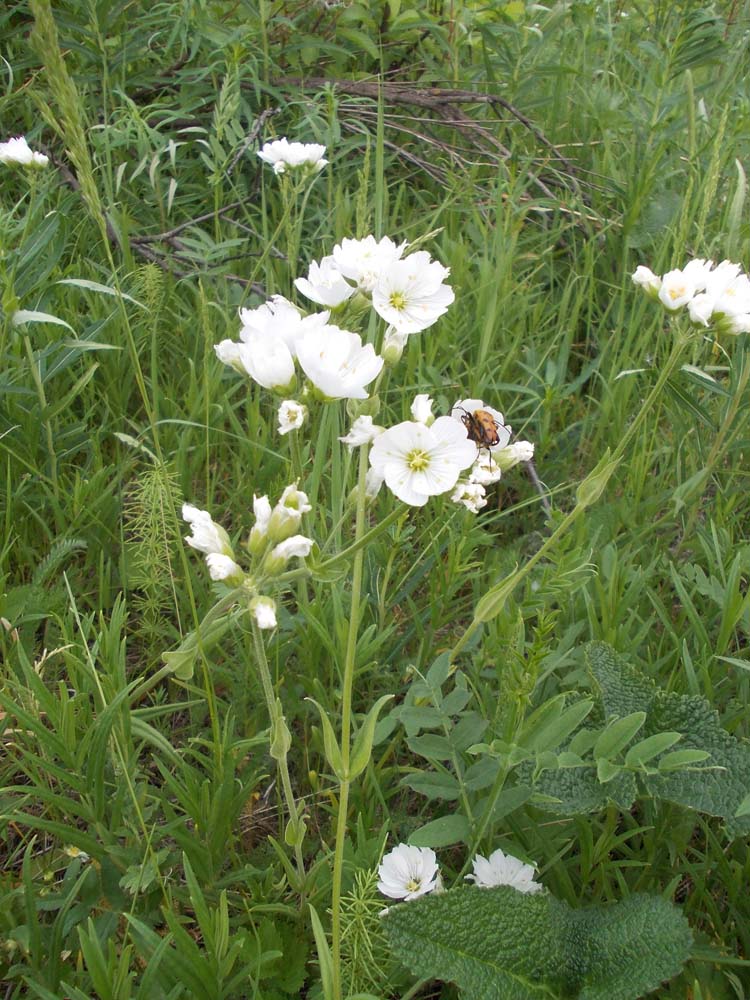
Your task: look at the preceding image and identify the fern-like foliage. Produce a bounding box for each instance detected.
[340,868,395,997]
[122,462,181,643]
[383,885,692,1000]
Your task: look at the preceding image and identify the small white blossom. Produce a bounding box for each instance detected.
[296,325,383,400]
[257,137,327,176]
[377,844,440,901]
[294,256,356,307]
[205,552,244,583]
[382,325,409,365]
[267,484,311,542]
[493,440,535,471]
[248,494,273,555]
[333,235,407,293]
[266,534,314,572]
[339,415,384,448]
[365,467,385,499]
[466,848,543,895]
[470,454,503,486]
[251,596,277,630]
[182,503,233,556]
[369,416,477,507]
[214,339,245,372]
[0,135,48,168]
[372,251,455,334]
[687,292,715,327]
[410,393,434,425]
[452,480,487,513]
[631,265,661,297]
[231,329,297,392]
[278,399,307,435]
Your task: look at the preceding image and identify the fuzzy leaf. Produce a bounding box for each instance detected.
[587,642,750,836]
[383,886,691,1000]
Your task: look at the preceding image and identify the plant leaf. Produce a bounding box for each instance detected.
[383,886,691,1000]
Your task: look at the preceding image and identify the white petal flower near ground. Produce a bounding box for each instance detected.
[466,848,543,894]
[377,844,440,901]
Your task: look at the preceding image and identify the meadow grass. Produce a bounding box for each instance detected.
[2,1,750,997]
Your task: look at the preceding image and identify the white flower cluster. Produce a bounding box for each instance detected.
[351,394,534,510]
[633,258,750,335]
[377,843,542,903]
[182,484,314,630]
[257,137,327,176]
[296,234,455,337]
[0,135,49,169]
[215,294,383,401]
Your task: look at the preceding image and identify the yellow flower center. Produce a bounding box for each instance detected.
[406,448,430,472]
[406,877,421,892]
[668,284,686,300]
[389,291,407,311]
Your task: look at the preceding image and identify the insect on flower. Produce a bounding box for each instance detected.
[458,407,505,449]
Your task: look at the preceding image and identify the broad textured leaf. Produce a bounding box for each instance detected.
[587,643,750,837]
[383,886,691,1000]
[529,762,637,815]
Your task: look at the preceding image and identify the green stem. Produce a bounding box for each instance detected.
[331,445,369,1000]
[250,618,306,893]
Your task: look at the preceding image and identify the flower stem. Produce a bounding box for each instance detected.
[250,618,306,894]
[331,444,369,1000]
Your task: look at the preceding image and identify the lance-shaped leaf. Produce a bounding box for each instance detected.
[383,885,692,1000]
[349,694,394,779]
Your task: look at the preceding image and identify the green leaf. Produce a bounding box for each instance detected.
[593,712,647,760]
[12,309,75,332]
[658,749,712,771]
[402,770,462,802]
[588,642,750,837]
[307,698,344,779]
[408,814,471,848]
[383,886,691,1000]
[625,732,683,767]
[349,694,394,779]
[309,904,335,1000]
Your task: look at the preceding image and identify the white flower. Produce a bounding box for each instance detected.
[257,137,327,176]
[470,454,503,486]
[278,399,307,435]
[239,295,330,354]
[205,552,244,583]
[265,534,314,573]
[267,483,312,541]
[687,292,715,327]
[682,257,715,291]
[372,251,455,334]
[377,844,440,901]
[382,325,409,365]
[450,398,512,452]
[365,467,385,498]
[214,339,245,372]
[658,268,697,311]
[369,416,477,507]
[332,235,407,293]
[339,415,384,448]
[493,440,535,471]
[294,256,356,307]
[466,848,542,894]
[631,265,661,296]
[182,503,233,556]
[251,596,278,630]
[229,329,296,392]
[410,393,434,425]
[452,480,487,513]
[296,325,384,400]
[249,494,273,555]
[0,136,48,168]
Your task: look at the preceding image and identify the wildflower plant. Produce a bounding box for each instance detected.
[164,144,738,1000]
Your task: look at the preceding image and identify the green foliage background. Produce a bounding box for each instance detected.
[2,0,750,997]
